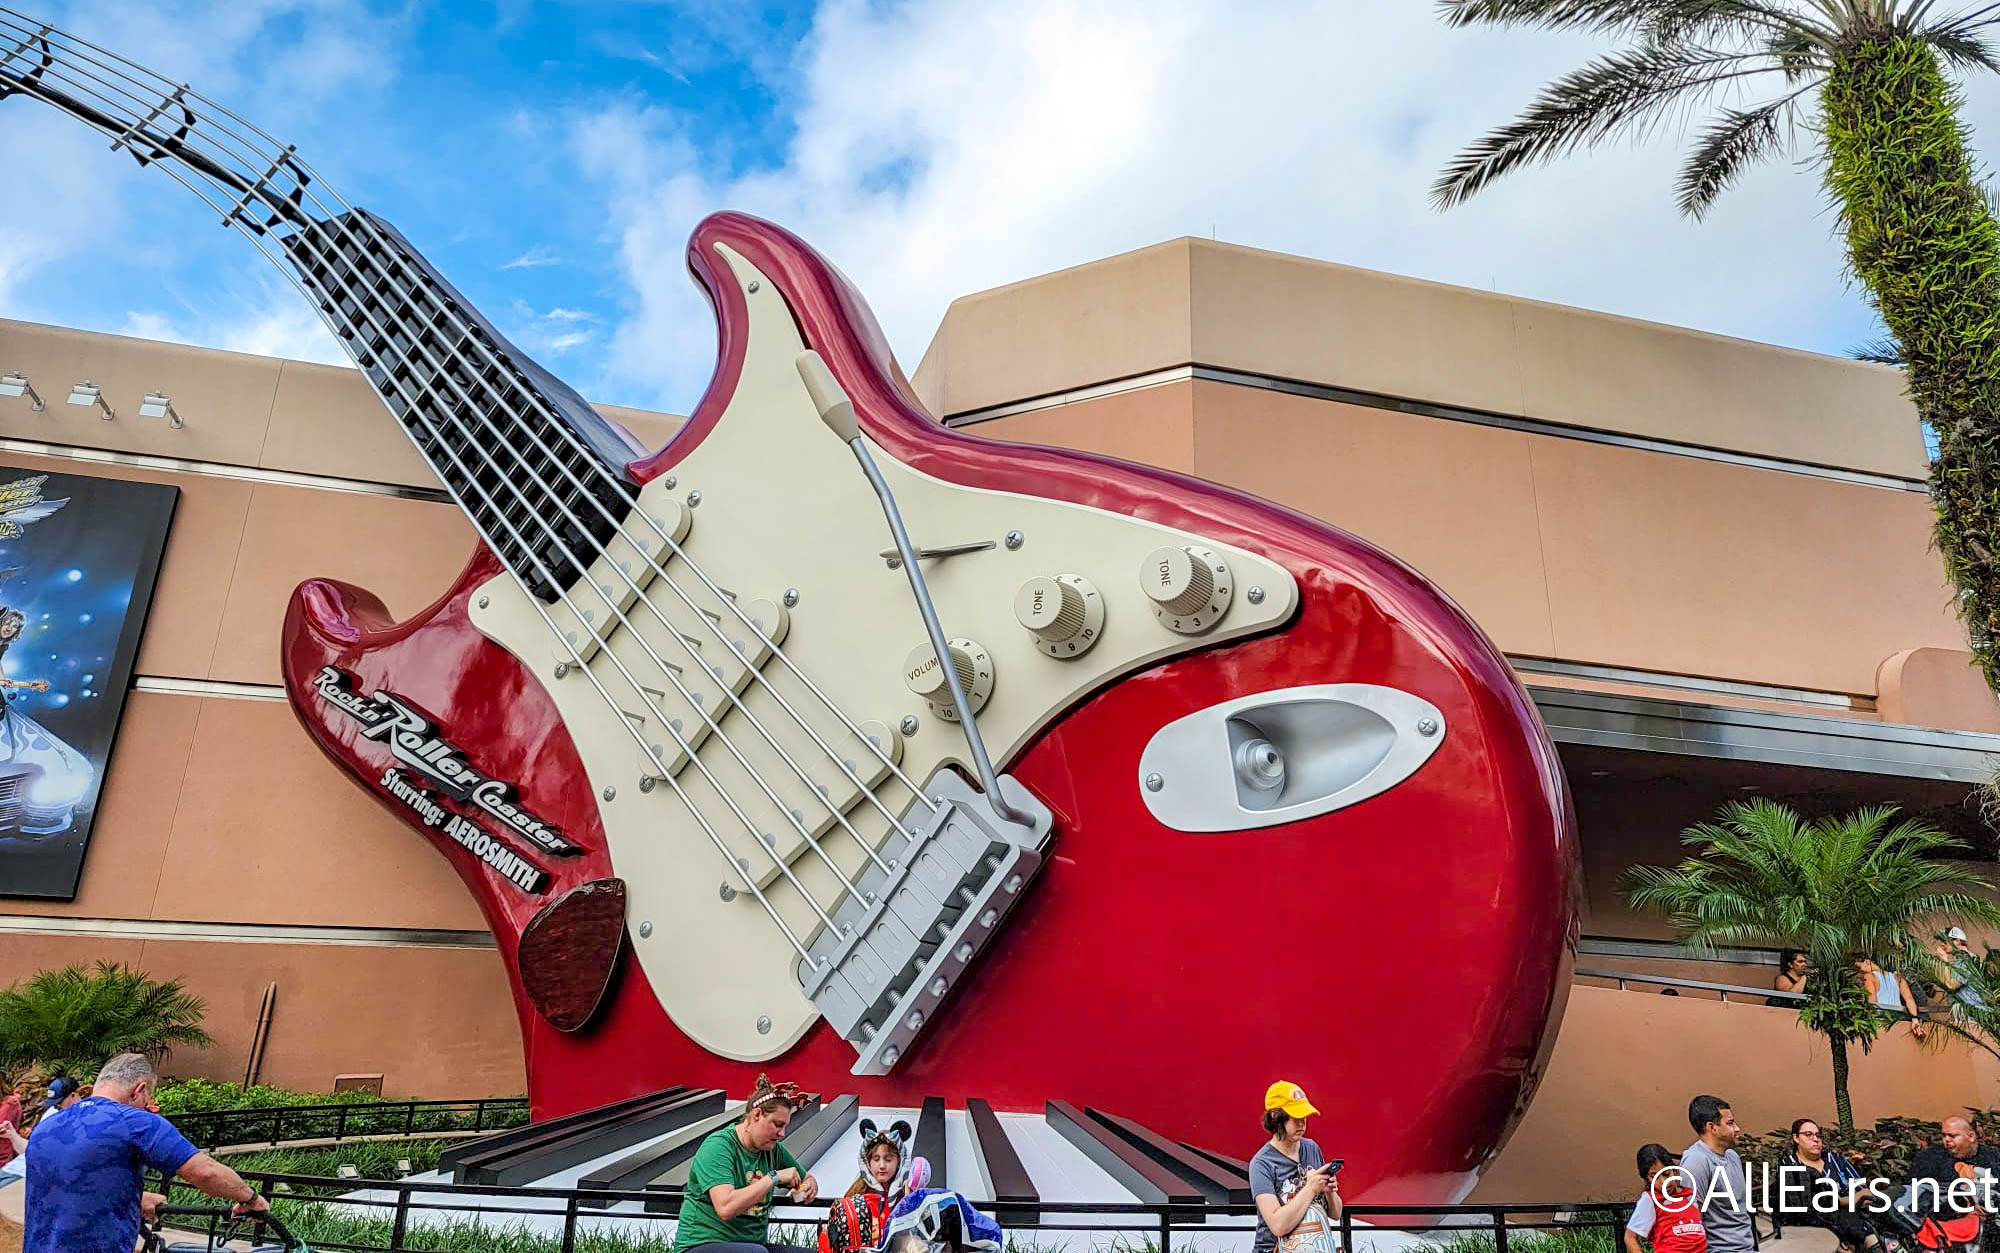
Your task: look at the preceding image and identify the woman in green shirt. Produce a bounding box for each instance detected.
[674,1076,821,1253]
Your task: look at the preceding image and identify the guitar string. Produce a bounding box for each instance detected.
[312,206,944,841]
[254,203,893,932]
[0,28,962,944]
[280,236,881,915]
[0,6,942,836]
[290,207,909,889]
[0,35,831,962]
[276,208,921,904]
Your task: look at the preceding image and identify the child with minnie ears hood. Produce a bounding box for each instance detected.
[819,1119,929,1253]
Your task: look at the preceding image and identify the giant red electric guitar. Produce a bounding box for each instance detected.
[1,11,1578,1203]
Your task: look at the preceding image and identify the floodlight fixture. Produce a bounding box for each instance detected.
[65,380,112,420]
[0,372,43,411]
[137,391,183,428]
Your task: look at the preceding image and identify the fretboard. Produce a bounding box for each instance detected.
[285,210,637,602]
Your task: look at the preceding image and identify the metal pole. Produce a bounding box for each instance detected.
[391,1184,410,1250]
[336,1105,346,1142]
[1494,1209,1510,1253]
[474,1101,485,1132]
[1159,1204,1171,1253]
[405,1102,415,1137]
[1339,1204,1353,1253]
[563,1195,580,1253]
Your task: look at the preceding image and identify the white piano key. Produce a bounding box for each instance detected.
[943,1110,983,1200]
[994,1109,1138,1217]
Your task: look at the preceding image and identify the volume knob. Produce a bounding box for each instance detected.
[1015,574,1105,658]
[1141,545,1232,635]
[902,638,995,722]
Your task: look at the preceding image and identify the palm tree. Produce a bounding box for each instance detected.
[1623,799,2000,1131]
[1434,1,2000,693]
[0,962,212,1079]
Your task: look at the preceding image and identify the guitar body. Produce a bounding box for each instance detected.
[281,213,1578,1202]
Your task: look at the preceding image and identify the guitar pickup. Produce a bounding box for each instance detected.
[797,770,1053,1075]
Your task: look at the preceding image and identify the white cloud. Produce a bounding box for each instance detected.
[503,246,565,270]
[120,294,347,365]
[559,0,2000,413]
[503,299,598,357]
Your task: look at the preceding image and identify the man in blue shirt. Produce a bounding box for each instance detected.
[25,1052,269,1253]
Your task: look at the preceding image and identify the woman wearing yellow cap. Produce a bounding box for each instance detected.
[1251,1081,1341,1253]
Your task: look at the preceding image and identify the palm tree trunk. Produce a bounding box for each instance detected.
[1823,38,2000,690]
[1830,1033,1854,1134]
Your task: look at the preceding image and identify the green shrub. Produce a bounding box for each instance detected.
[0,962,210,1077]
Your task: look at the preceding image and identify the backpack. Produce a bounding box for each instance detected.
[820,1190,892,1253]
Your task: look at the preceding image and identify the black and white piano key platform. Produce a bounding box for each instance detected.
[340,1096,1443,1252]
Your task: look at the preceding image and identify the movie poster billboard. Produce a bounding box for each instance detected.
[0,468,176,900]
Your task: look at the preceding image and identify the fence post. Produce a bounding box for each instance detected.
[1494,1209,1510,1253]
[563,1195,580,1253]
[391,1183,411,1250]
[1339,1205,1353,1253]
[473,1101,485,1132]
[336,1105,347,1142]
[405,1102,416,1137]
[271,1109,284,1146]
[1159,1205,1171,1253]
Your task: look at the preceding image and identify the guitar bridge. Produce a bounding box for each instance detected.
[798,770,1053,1075]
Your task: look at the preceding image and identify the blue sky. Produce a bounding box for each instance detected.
[6,0,1999,420]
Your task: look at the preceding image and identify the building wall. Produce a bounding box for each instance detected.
[1473,985,2000,1203]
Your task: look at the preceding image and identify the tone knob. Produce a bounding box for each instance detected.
[902,638,995,722]
[1015,574,1105,658]
[1141,545,1233,635]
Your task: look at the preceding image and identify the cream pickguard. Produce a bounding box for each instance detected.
[467,244,1297,1065]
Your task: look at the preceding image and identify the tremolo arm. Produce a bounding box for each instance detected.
[794,351,1054,1075]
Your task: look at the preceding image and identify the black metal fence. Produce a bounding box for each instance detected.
[167,1096,530,1149]
[157,1166,1632,1253]
[153,1101,1631,1253]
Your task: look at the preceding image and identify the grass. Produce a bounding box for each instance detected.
[217,1138,452,1180]
[1410,1225,1621,1253]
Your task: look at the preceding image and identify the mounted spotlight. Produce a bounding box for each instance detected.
[136,391,184,429]
[65,381,113,421]
[0,372,44,411]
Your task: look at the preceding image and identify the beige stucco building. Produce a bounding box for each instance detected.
[1,235,1996,1200]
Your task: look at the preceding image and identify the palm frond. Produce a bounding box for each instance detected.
[1438,0,1822,42]
[1432,40,1787,208]
[1923,26,2000,72]
[1929,2,2000,42]
[0,961,211,1076]
[1851,333,1905,362]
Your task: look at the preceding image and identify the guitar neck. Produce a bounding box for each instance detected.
[0,9,638,601]
[284,212,639,600]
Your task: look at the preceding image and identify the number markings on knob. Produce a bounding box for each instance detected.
[1141,545,1234,636]
[1015,573,1105,659]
